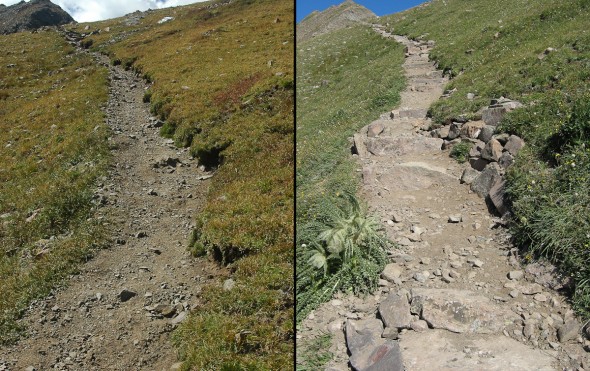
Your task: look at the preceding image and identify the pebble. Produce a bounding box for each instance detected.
[509,290,519,298]
[448,215,462,223]
[414,272,428,283]
[533,293,547,302]
[223,278,235,291]
[508,270,524,280]
[119,289,137,302]
[331,299,343,307]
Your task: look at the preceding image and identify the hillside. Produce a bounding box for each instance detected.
[297,0,590,370]
[0,0,74,34]
[0,0,293,369]
[381,0,590,315]
[296,0,376,43]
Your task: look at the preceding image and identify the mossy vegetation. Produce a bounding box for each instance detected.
[0,30,110,343]
[381,0,590,316]
[67,0,294,368]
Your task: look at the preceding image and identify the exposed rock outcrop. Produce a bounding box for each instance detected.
[0,0,74,35]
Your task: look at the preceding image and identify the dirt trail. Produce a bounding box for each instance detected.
[0,49,220,370]
[298,26,589,371]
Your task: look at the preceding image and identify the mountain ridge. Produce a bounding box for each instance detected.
[297,0,376,43]
[0,0,74,35]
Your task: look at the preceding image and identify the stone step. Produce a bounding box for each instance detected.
[397,108,428,119]
[376,161,455,191]
[400,330,556,371]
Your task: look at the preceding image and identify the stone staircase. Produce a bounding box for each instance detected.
[298,25,589,371]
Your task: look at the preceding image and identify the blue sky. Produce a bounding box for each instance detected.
[297,0,429,23]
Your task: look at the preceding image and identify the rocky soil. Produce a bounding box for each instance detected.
[298,25,590,371]
[0,43,221,370]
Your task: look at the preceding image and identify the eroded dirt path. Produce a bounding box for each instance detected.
[0,52,220,370]
[298,26,589,371]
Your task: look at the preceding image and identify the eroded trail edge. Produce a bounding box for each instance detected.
[299,25,588,371]
[0,51,220,370]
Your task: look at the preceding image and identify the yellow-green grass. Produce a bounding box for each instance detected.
[0,30,109,343]
[67,0,294,368]
[381,0,590,316]
[296,25,405,323]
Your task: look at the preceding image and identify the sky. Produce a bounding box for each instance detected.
[0,0,207,22]
[297,0,429,23]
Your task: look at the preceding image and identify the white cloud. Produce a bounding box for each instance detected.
[0,0,208,22]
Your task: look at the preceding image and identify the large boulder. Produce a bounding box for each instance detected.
[470,163,502,198]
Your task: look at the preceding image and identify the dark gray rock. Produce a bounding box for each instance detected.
[469,157,490,171]
[504,135,525,156]
[482,106,507,127]
[493,133,510,145]
[489,180,508,215]
[498,152,514,169]
[460,168,480,185]
[447,122,462,140]
[119,289,137,302]
[470,163,502,198]
[478,125,496,143]
[363,342,404,371]
[379,293,411,329]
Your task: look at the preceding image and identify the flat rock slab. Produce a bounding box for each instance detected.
[346,318,404,371]
[411,288,518,334]
[378,162,456,191]
[400,330,556,371]
[366,136,443,157]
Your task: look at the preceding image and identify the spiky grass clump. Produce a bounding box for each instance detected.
[296,193,388,323]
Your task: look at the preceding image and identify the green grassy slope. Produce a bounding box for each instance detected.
[0,30,110,343]
[381,0,590,315]
[67,0,294,368]
[296,25,405,322]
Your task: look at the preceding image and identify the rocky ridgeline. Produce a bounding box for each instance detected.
[0,0,74,35]
[299,25,590,371]
[296,0,376,43]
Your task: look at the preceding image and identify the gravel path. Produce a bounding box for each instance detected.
[0,48,221,370]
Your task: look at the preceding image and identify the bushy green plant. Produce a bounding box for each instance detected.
[296,193,389,323]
